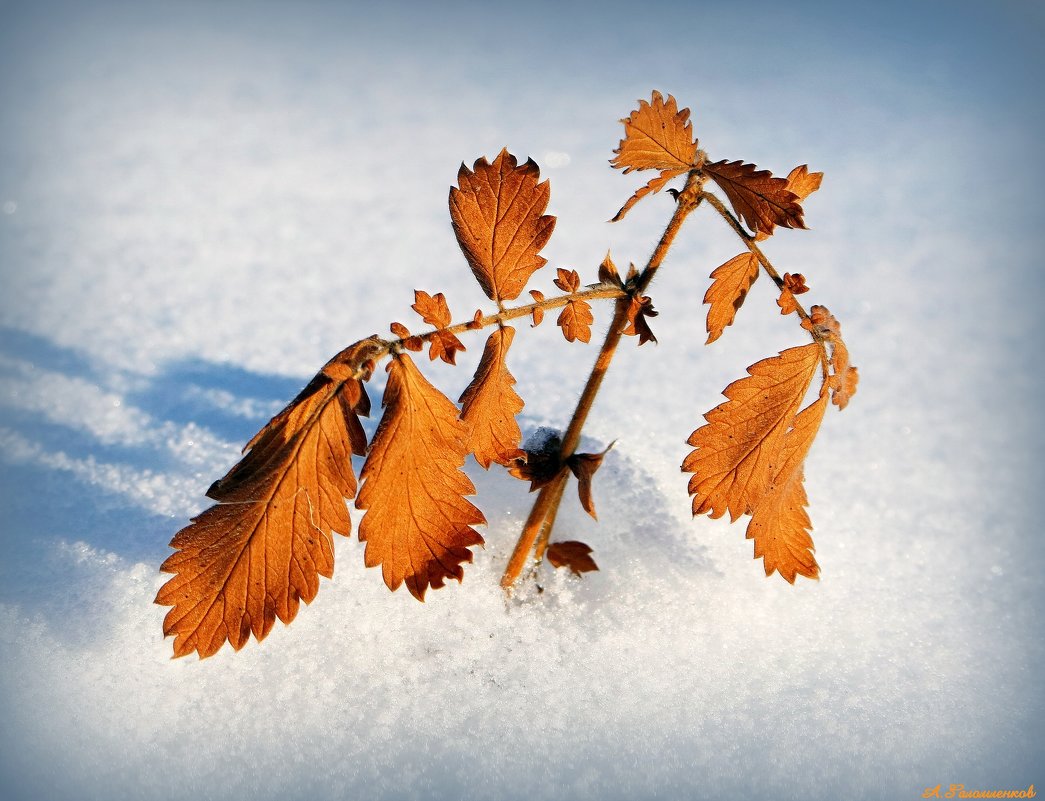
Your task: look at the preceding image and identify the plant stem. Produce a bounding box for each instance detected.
[699,190,817,326]
[500,171,704,592]
[500,468,569,590]
[389,284,626,350]
[700,189,832,377]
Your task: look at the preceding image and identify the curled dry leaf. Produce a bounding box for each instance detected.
[747,390,829,583]
[704,252,759,344]
[755,165,823,241]
[155,339,379,659]
[777,275,808,316]
[567,442,614,520]
[777,291,798,316]
[703,159,805,237]
[783,273,809,295]
[598,252,623,288]
[355,353,486,601]
[449,148,556,302]
[459,325,525,468]
[825,320,858,411]
[508,429,564,491]
[610,90,698,222]
[546,541,599,577]
[682,344,821,522]
[802,304,841,339]
[623,293,658,345]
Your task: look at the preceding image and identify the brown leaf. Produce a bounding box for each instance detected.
[411,292,467,363]
[546,541,599,576]
[567,442,614,520]
[783,273,809,295]
[459,326,525,469]
[610,91,697,221]
[777,274,809,315]
[156,339,379,659]
[390,321,423,352]
[449,148,556,302]
[553,267,582,293]
[704,252,759,344]
[554,268,594,342]
[682,344,821,521]
[784,164,823,201]
[623,294,658,345]
[508,430,564,491]
[411,290,452,328]
[529,289,545,327]
[598,252,623,288]
[802,304,841,338]
[777,290,798,316]
[746,390,829,582]
[355,353,486,601]
[704,159,805,237]
[755,166,823,241]
[428,331,466,365]
[467,309,484,330]
[825,323,858,410]
[557,299,593,343]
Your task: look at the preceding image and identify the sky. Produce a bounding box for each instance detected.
[1,1,1043,800]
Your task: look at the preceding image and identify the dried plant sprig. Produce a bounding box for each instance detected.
[157,91,856,659]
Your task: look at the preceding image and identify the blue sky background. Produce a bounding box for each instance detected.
[1,2,1043,800]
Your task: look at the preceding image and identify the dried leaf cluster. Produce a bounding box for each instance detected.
[158,91,857,659]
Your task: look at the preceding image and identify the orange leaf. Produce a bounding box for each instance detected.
[546,541,599,576]
[598,252,623,288]
[623,294,658,345]
[784,164,823,201]
[557,299,593,343]
[411,292,467,363]
[746,390,829,582]
[459,326,525,469]
[610,91,697,221]
[155,339,379,659]
[529,289,545,327]
[553,267,582,293]
[567,442,614,520]
[682,344,821,522]
[826,324,858,411]
[802,304,841,338]
[704,252,759,344]
[755,166,822,241]
[411,290,452,328]
[449,148,556,302]
[355,353,486,601]
[704,159,805,237]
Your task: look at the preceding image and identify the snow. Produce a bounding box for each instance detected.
[1,2,1042,800]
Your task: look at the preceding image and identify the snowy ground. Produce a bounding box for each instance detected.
[1,2,1042,800]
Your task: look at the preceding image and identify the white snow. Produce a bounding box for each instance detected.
[1,2,1042,800]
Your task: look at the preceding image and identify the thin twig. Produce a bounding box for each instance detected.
[501,171,704,592]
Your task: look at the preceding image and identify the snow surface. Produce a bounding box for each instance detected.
[1,2,1043,800]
